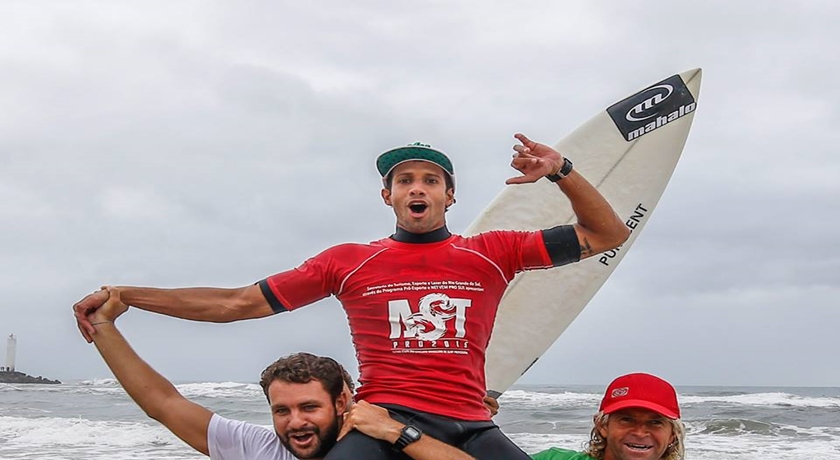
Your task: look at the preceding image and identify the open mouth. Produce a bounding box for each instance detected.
[625,443,653,452]
[409,203,428,213]
[289,431,316,448]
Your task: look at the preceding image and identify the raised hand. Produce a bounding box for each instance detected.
[73,288,111,342]
[505,133,564,185]
[88,287,129,325]
[483,395,499,417]
[337,400,402,442]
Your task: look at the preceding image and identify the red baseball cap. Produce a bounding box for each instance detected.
[599,373,680,419]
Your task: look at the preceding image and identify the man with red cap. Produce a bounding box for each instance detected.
[531,373,685,460]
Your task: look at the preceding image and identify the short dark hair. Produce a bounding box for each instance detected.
[259,352,353,403]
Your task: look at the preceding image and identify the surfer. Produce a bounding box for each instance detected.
[73,134,629,459]
[83,289,475,460]
[523,373,685,460]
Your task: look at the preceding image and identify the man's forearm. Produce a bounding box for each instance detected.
[341,401,476,460]
[368,422,476,460]
[91,321,213,455]
[556,170,630,257]
[118,285,273,322]
[92,323,184,420]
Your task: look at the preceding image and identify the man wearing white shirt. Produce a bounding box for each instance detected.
[85,287,474,460]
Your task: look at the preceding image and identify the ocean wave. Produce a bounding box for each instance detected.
[0,415,173,447]
[508,388,840,410]
[507,422,840,459]
[63,386,127,396]
[680,392,840,408]
[0,384,25,392]
[692,418,781,436]
[687,424,840,459]
[78,378,120,386]
[0,415,203,459]
[48,380,263,399]
[687,418,840,439]
[175,381,263,399]
[501,390,601,409]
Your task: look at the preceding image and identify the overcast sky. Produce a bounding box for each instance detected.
[1,1,838,388]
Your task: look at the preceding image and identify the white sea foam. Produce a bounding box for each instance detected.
[508,388,840,409]
[4,383,837,459]
[501,389,601,409]
[689,418,840,439]
[50,380,264,399]
[508,425,840,460]
[680,392,840,408]
[0,415,202,459]
[64,385,127,396]
[78,378,120,386]
[0,383,25,392]
[1,415,165,447]
[175,381,263,399]
[687,427,840,460]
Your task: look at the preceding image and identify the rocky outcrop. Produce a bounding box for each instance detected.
[0,370,61,384]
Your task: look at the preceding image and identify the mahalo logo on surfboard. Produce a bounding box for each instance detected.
[607,74,697,141]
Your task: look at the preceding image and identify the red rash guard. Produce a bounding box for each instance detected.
[260,230,552,421]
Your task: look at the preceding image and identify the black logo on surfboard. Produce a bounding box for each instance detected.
[607,74,696,142]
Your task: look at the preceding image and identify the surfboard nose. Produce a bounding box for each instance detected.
[684,68,703,85]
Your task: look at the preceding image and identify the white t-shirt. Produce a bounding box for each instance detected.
[208,413,296,460]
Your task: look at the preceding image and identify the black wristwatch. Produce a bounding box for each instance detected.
[393,425,423,451]
[546,157,573,182]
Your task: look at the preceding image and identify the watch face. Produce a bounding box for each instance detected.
[404,426,422,440]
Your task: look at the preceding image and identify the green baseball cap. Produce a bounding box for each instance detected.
[376,142,455,189]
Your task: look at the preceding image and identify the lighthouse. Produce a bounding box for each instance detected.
[4,334,15,372]
[0,335,58,383]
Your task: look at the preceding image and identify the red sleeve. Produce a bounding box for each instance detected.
[510,230,553,270]
[474,230,552,277]
[260,253,337,313]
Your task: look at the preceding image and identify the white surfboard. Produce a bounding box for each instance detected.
[467,69,703,397]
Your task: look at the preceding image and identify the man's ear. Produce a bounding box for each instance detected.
[446,189,455,207]
[335,390,349,414]
[596,417,608,439]
[341,383,354,411]
[381,188,392,206]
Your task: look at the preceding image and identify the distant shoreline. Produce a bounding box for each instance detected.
[0,370,61,384]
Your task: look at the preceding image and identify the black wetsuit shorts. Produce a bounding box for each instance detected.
[324,404,530,460]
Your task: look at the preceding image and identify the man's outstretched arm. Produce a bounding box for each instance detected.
[338,401,476,460]
[87,289,214,455]
[74,284,273,342]
[506,133,630,259]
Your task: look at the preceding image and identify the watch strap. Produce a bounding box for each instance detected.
[393,425,423,451]
[546,157,573,182]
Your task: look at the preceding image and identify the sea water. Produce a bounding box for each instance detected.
[2,381,839,459]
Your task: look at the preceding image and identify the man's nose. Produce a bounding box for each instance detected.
[288,410,309,429]
[629,421,650,436]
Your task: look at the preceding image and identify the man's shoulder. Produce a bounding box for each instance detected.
[530,447,594,460]
[461,229,538,239]
[318,240,389,257]
[455,229,539,246]
[208,414,295,460]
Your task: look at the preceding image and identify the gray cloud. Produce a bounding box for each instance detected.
[1,1,838,386]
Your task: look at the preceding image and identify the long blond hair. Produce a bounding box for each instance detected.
[584,412,685,460]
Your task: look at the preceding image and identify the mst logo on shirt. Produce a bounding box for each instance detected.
[387,293,472,354]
